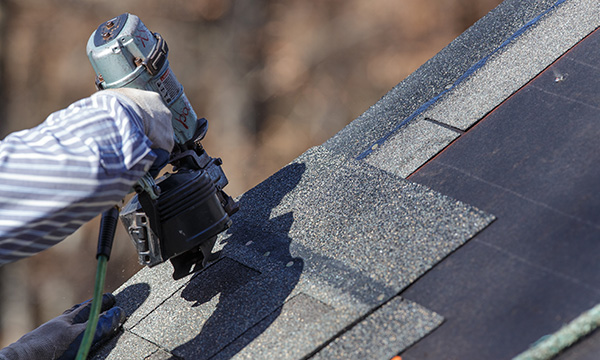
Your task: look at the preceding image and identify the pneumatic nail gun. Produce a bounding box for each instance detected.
[86,13,238,280]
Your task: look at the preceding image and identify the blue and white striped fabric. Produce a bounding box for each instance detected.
[0,92,156,265]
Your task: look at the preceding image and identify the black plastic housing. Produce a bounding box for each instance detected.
[155,170,231,259]
[135,169,232,272]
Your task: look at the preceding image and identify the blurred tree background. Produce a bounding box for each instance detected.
[0,0,502,346]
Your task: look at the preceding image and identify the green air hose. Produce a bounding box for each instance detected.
[76,206,119,360]
[512,302,600,360]
[75,254,108,360]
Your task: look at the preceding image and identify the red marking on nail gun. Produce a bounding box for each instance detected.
[135,29,149,47]
[174,105,190,129]
[160,68,170,81]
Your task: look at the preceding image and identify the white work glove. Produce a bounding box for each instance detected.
[0,293,125,360]
[96,88,175,153]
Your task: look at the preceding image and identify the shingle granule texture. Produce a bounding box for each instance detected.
[94,146,493,359]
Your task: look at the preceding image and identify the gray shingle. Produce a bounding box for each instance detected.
[422,0,600,131]
[311,297,443,360]
[324,0,559,161]
[91,331,163,360]
[364,116,460,178]
[99,145,493,359]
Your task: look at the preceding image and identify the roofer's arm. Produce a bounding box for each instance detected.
[0,89,173,359]
[0,88,173,265]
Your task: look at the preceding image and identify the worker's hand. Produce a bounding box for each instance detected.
[0,293,125,360]
[97,88,175,153]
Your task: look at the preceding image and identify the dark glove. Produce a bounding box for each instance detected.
[148,148,171,178]
[0,293,125,360]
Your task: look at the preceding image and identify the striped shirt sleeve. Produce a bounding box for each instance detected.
[0,92,156,265]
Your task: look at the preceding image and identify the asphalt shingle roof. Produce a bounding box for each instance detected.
[95,147,492,359]
[93,0,600,358]
[403,23,600,359]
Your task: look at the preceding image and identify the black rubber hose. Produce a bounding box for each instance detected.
[96,206,119,260]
